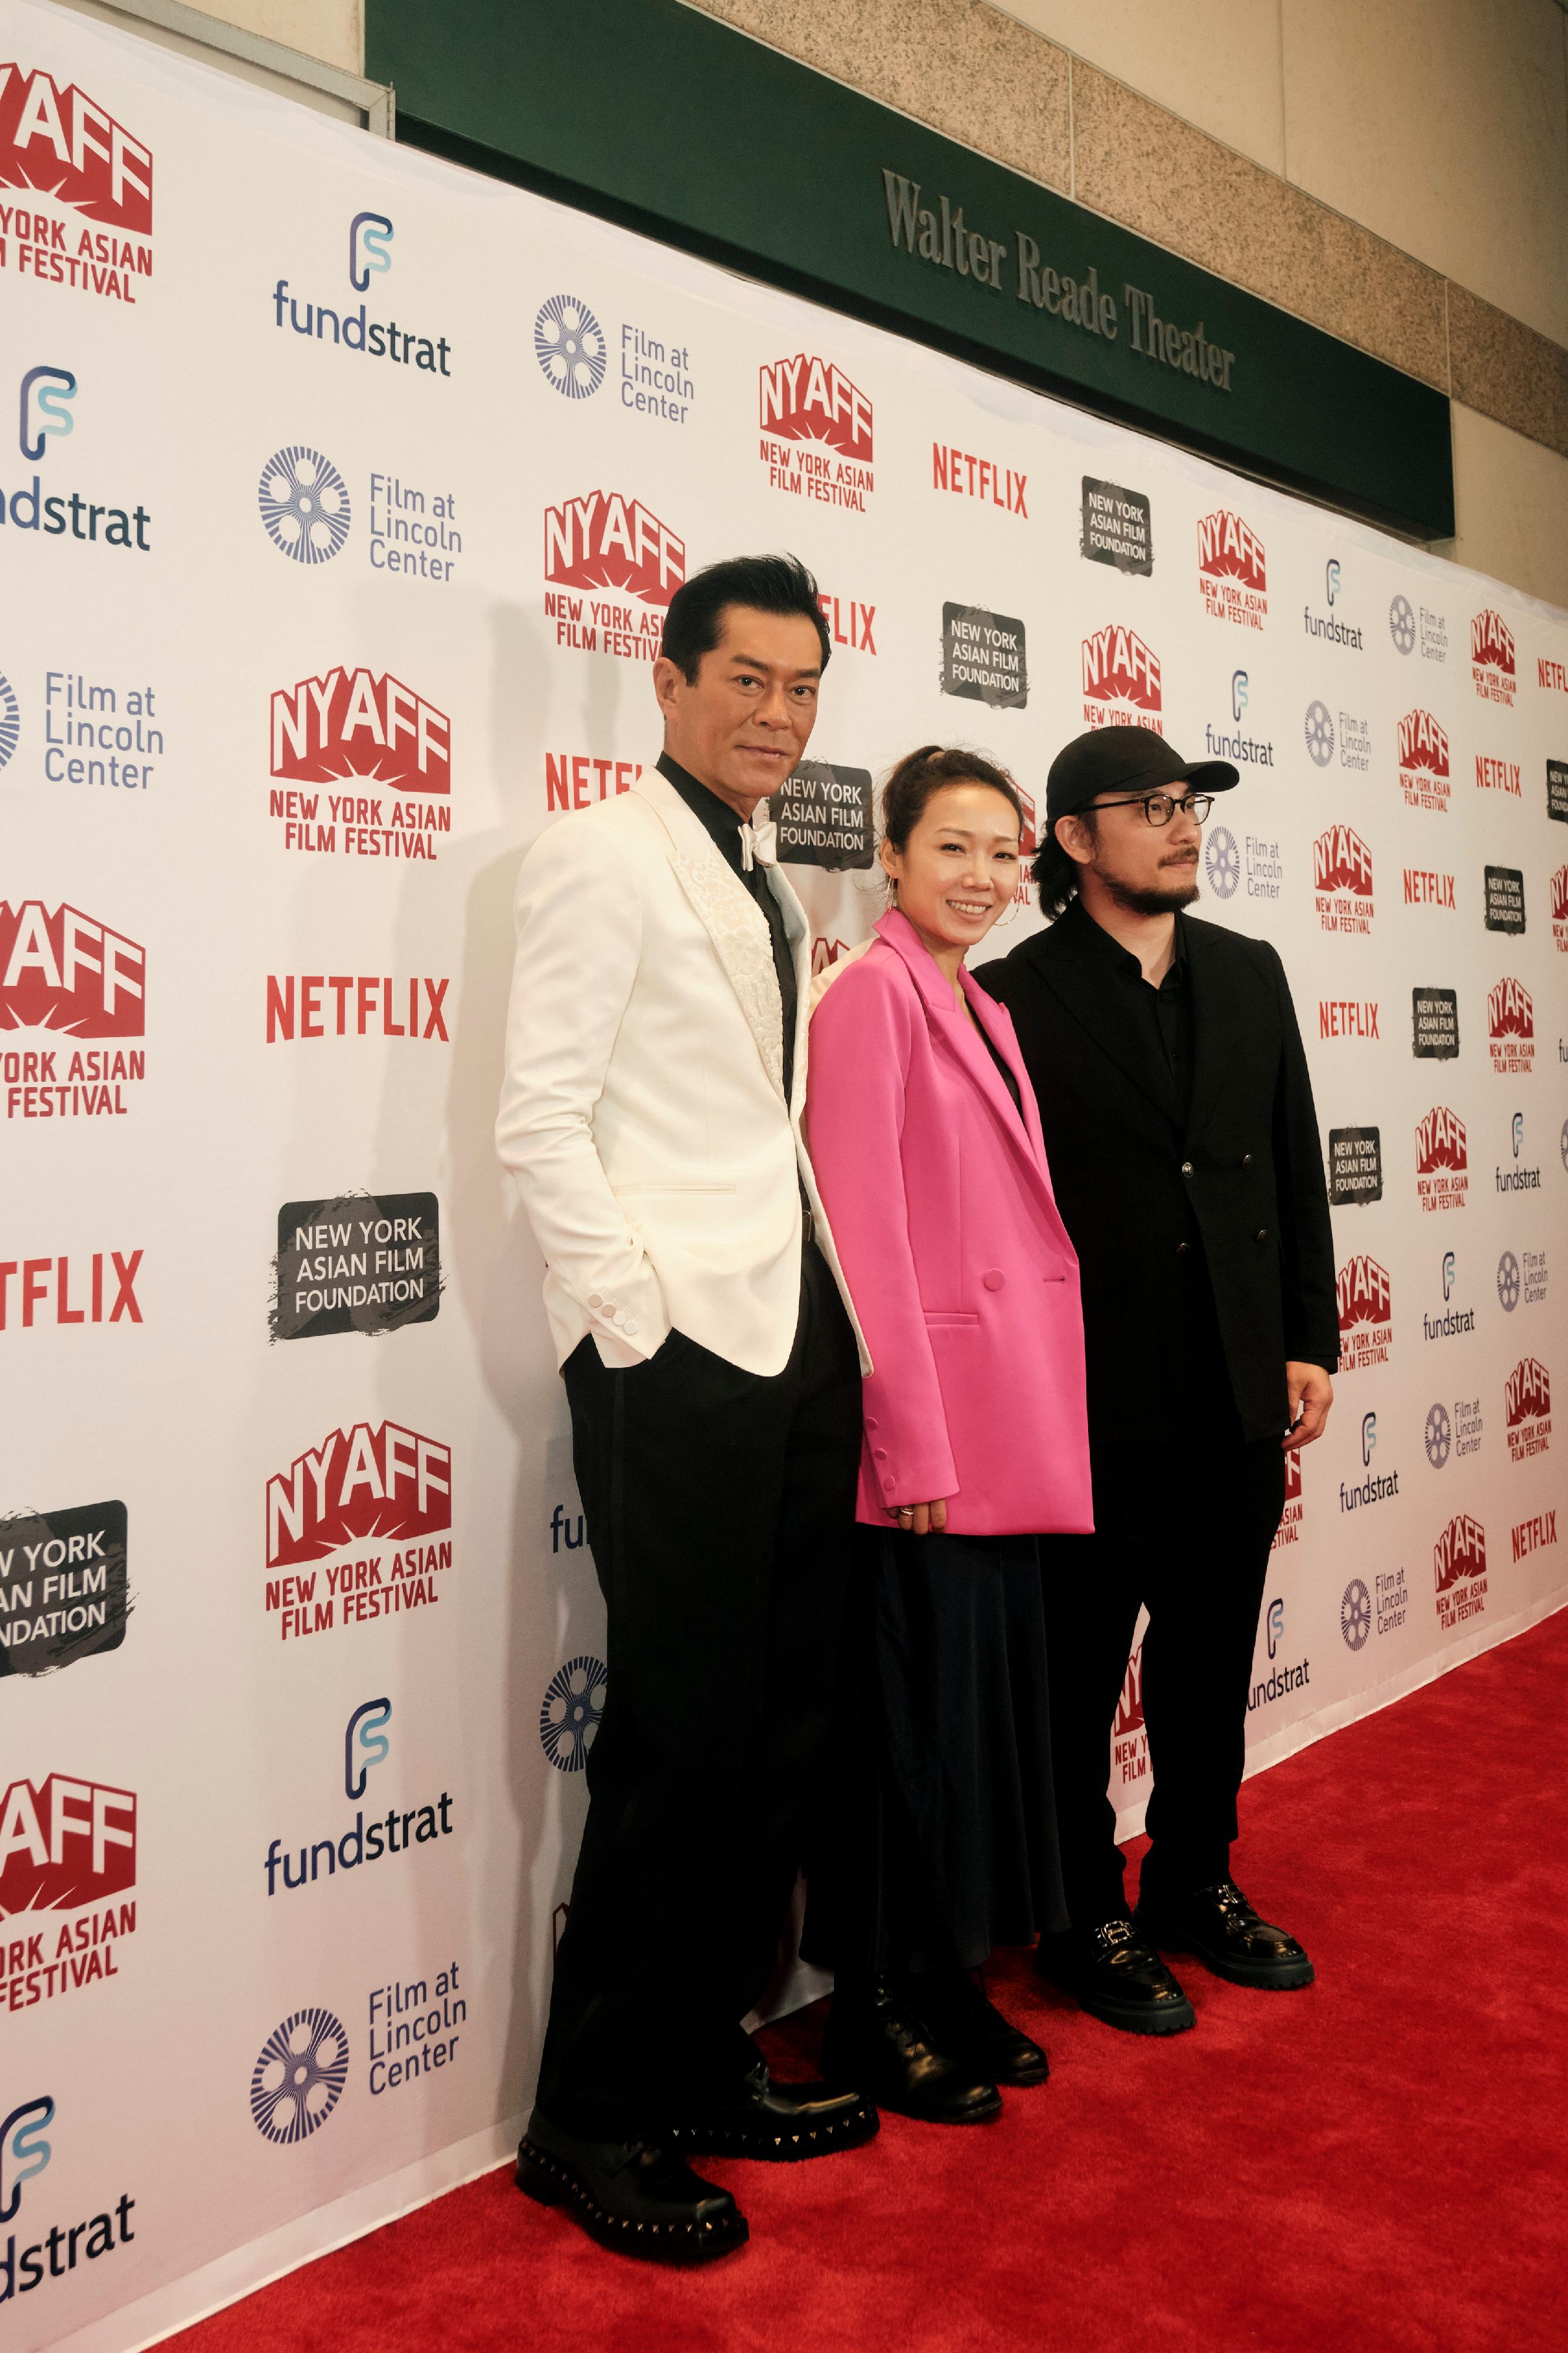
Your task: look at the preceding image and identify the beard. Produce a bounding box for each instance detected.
[1099,862,1200,917]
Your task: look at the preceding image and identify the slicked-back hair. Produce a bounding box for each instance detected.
[659,553,832,682]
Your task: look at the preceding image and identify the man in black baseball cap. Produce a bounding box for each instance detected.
[978,726,1338,2037]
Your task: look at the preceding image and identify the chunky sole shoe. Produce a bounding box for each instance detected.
[666,2094,879,2162]
[1136,1912,1315,1991]
[1035,1958,1196,2037]
[516,2139,749,2265]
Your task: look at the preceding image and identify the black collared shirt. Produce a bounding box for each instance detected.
[1066,901,1194,1120]
[658,751,798,1105]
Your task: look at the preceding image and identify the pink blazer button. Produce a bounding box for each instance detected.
[982,1269,1005,1291]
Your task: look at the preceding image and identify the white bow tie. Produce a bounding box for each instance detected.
[739,818,778,871]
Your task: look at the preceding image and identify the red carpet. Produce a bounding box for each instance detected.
[171,1609,1567,2353]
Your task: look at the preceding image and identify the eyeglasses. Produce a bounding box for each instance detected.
[1089,791,1215,827]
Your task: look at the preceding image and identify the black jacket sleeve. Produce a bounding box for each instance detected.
[1265,943,1340,1371]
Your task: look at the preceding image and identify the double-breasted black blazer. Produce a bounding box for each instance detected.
[979,902,1339,1445]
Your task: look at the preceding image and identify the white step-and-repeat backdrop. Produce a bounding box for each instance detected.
[2,2,1564,2342]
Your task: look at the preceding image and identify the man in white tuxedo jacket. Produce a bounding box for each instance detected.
[499,556,875,2264]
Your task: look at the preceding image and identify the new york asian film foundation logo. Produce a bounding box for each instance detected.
[1433,1513,1486,1631]
[1,898,145,1121]
[1397,710,1450,813]
[263,1421,452,1641]
[271,1191,441,1342]
[759,352,873,510]
[1487,978,1533,1075]
[0,1499,127,1677]
[1312,825,1373,935]
[1195,508,1266,629]
[1504,1358,1550,1464]
[1414,1106,1467,1214]
[0,1773,137,2015]
[0,61,153,304]
[1081,625,1162,734]
[268,665,451,864]
[543,489,685,662]
[1470,608,1515,706]
[258,445,351,566]
[1337,1254,1391,1372]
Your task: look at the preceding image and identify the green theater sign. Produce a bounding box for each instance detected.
[368,0,1454,539]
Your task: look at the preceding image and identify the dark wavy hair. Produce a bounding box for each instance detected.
[1032,809,1097,920]
[880,745,1027,857]
[660,552,832,681]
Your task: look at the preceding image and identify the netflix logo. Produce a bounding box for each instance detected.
[1474,754,1521,798]
[543,491,684,664]
[1,899,147,1119]
[0,1249,141,1329]
[545,754,646,812]
[1337,1254,1392,1371]
[1319,999,1379,1040]
[1195,508,1266,628]
[1397,710,1449,812]
[760,355,874,509]
[1434,1512,1487,1629]
[817,591,877,655]
[265,974,449,1044]
[932,442,1027,517]
[1539,658,1567,694]
[1504,1357,1550,1463]
[1512,1508,1557,1563]
[269,667,452,865]
[1082,625,1162,733]
[1414,1106,1467,1213]
[1471,608,1516,705]
[1313,825,1373,935]
[263,1418,453,1642]
[1403,866,1456,912]
[1487,977,1533,1075]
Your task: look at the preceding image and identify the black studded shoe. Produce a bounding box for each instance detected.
[1135,1880,1315,1990]
[1036,1919,1196,2035]
[913,1967,1050,2088]
[823,1977,1003,2124]
[516,2107,748,2265]
[666,2058,879,2160]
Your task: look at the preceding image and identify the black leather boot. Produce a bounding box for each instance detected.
[516,2105,749,2264]
[1135,1880,1314,1989]
[666,2058,879,2160]
[913,1967,1050,2088]
[822,1978,1002,2124]
[1036,1919,1196,2035]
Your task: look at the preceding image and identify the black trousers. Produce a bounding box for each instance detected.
[1039,1437,1287,1925]
[536,1242,862,2139]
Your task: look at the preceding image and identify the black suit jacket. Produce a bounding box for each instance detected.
[979,902,1339,1444]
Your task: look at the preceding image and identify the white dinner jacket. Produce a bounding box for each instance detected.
[496,766,869,1378]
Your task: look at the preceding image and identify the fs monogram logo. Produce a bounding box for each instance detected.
[343,1697,391,1799]
[0,2098,53,2224]
[348,210,392,292]
[18,364,75,460]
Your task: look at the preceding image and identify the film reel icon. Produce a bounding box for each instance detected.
[1389,594,1416,655]
[1303,701,1335,767]
[258,445,351,565]
[534,295,607,400]
[1205,825,1240,901]
[250,2008,349,2145]
[1340,1579,1372,1652]
[540,1654,608,1772]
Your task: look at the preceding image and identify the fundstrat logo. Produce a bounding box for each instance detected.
[1487,977,1534,1075]
[1504,1358,1551,1464]
[543,489,685,664]
[1195,508,1266,628]
[0,62,154,305]
[1397,709,1450,813]
[1433,1512,1487,1630]
[1313,825,1373,935]
[759,354,874,508]
[0,1774,138,2015]
[1337,1253,1392,1372]
[1471,608,1515,705]
[1081,625,1162,734]
[263,1698,454,1898]
[1,899,145,1121]
[1414,1106,1467,1213]
[263,1420,452,1641]
[269,666,452,865]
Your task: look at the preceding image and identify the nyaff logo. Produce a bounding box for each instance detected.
[1397,710,1449,812]
[1504,1358,1550,1463]
[1552,864,1568,953]
[0,1774,135,1911]
[759,354,873,509]
[263,1421,452,1642]
[1487,978,1534,1075]
[269,668,451,865]
[1414,1107,1467,1213]
[1272,1444,1303,1551]
[0,64,153,306]
[1434,1513,1486,1629]
[1337,1254,1391,1372]
[1195,508,1266,628]
[543,490,683,665]
[1081,626,1162,734]
[2,899,146,1121]
[1313,826,1373,935]
[1471,608,1515,705]
[1111,1641,1147,1787]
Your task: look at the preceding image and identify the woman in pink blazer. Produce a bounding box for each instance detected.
[805,746,1093,2126]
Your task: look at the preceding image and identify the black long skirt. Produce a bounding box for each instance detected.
[805,1523,1067,1978]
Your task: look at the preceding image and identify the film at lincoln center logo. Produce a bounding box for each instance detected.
[1195,508,1266,629]
[1081,625,1162,734]
[258,445,351,565]
[1337,1254,1392,1372]
[1398,710,1450,812]
[0,64,154,305]
[759,352,873,508]
[251,2008,349,2145]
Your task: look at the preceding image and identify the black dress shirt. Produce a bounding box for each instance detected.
[659,752,798,1105]
[1069,904,1195,1118]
